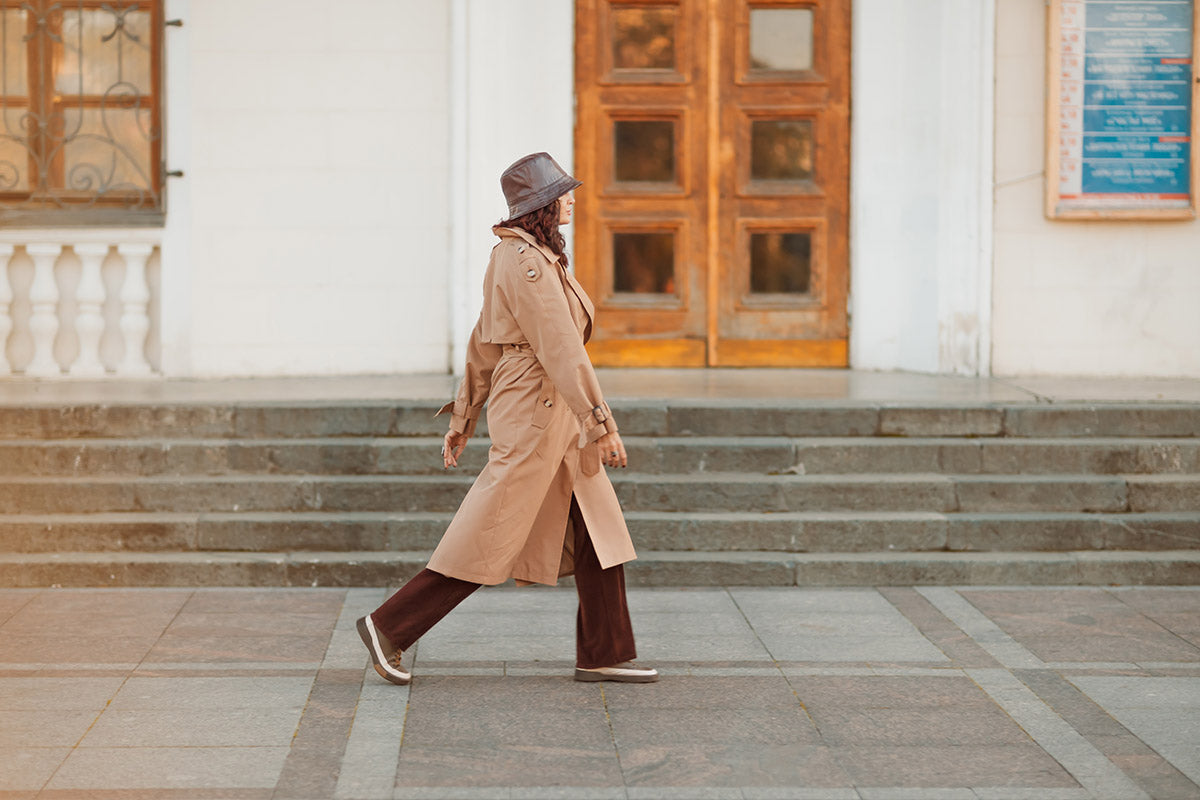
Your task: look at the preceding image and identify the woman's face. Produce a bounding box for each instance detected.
[557,192,574,226]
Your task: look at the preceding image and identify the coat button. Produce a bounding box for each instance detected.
[526,269,537,278]
[543,399,553,407]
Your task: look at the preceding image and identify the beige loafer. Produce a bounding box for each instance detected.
[574,661,659,683]
[356,615,411,685]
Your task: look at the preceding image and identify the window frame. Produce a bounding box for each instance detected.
[0,0,166,227]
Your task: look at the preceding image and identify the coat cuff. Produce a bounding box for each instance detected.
[581,403,618,444]
[435,400,482,438]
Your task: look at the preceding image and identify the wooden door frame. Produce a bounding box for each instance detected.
[576,0,850,367]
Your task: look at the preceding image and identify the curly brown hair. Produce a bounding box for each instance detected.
[498,199,568,269]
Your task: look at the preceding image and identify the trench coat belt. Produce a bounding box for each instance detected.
[502,342,537,358]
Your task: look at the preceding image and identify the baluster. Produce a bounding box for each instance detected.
[116,243,153,376]
[0,244,12,375]
[25,244,63,377]
[71,243,109,377]
[144,246,162,372]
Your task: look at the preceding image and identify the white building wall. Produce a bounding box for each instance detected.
[992,0,1200,378]
[170,0,451,377]
[849,0,995,375]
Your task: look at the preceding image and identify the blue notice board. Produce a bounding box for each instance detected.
[1051,0,1197,216]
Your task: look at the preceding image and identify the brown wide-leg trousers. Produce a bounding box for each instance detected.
[369,496,637,669]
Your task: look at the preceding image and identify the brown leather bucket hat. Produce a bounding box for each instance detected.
[501,152,582,219]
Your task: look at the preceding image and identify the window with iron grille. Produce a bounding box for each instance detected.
[0,0,165,226]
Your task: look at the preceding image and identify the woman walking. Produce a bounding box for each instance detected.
[356,152,657,686]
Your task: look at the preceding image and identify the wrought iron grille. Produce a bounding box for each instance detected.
[0,0,164,225]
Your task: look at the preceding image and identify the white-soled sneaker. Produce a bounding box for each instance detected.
[574,661,659,683]
[356,615,411,685]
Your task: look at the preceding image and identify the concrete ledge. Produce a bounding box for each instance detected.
[3,549,1197,588]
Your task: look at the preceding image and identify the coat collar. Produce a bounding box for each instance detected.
[492,225,596,340]
[493,226,560,265]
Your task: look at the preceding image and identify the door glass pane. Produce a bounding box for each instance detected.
[614,119,676,183]
[0,128,29,191]
[57,7,153,96]
[2,8,29,96]
[612,6,677,70]
[749,8,813,71]
[613,232,675,294]
[751,120,813,181]
[750,232,810,294]
[62,106,156,194]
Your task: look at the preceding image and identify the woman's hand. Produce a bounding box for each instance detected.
[443,430,469,469]
[596,431,627,469]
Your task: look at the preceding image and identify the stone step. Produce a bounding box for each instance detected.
[1,472,1196,514]
[1,549,1196,588]
[2,402,1198,439]
[5,436,1200,477]
[2,511,1196,554]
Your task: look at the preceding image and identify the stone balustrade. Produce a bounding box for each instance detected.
[0,231,161,378]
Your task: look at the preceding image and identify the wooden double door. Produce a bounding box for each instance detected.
[574,0,850,366]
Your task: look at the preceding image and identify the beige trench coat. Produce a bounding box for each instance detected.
[428,225,637,586]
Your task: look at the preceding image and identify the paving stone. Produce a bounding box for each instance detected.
[0,634,160,664]
[1112,588,1200,647]
[164,610,336,638]
[626,553,797,586]
[959,589,1200,663]
[45,746,291,790]
[879,407,1004,437]
[759,634,949,663]
[395,744,623,788]
[0,677,125,710]
[830,744,1078,788]
[108,676,314,710]
[144,633,332,664]
[0,515,200,553]
[807,706,1032,746]
[179,587,346,614]
[81,707,303,747]
[401,708,612,749]
[0,404,237,440]
[604,676,800,710]
[0,709,101,747]
[787,674,999,709]
[945,513,1200,551]
[631,438,798,474]
[667,405,880,437]
[1003,405,1200,438]
[231,405,399,439]
[618,743,851,788]
[790,439,984,474]
[1126,475,1200,512]
[633,632,772,662]
[979,439,1200,475]
[607,706,821,747]
[0,747,71,791]
[953,476,1128,513]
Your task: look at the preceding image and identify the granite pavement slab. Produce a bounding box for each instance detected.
[0,585,1197,799]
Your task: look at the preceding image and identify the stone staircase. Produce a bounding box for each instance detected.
[0,400,1198,586]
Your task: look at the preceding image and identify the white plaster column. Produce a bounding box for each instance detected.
[849,0,995,375]
[24,243,63,377]
[158,0,192,376]
[116,243,154,375]
[0,244,12,374]
[449,0,470,373]
[71,243,109,377]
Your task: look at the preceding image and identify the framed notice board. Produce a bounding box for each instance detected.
[1047,0,1199,219]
